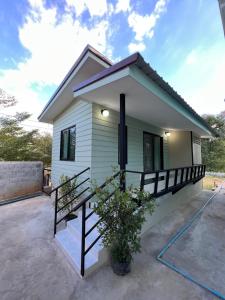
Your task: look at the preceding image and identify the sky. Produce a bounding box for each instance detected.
[0,0,224,131]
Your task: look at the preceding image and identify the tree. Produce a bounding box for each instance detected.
[202,112,225,172]
[0,88,17,107]
[0,111,52,166]
[31,132,52,166]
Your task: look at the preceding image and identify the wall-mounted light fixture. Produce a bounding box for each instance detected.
[101,109,109,117]
[165,131,171,137]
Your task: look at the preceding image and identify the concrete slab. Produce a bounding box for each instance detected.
[162,187,225,298]
[0,192,220,300]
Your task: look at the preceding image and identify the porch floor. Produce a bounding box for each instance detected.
[0,190,224,300]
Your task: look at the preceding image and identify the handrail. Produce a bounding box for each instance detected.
[142,164,203,175]
[56,188,90,225]
[50,167,90,194]
[57,178,90,202]
[53,167,90,235]
[53,164,206,277]
[75,171,120,209]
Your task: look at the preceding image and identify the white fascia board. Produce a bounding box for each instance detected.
[73,67,130,98]
[39,51,109,122]
[129,66,212,137]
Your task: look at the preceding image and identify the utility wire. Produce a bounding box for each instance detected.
[0,112,52,130]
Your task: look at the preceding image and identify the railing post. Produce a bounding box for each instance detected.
[174,169,178,186]
[140,172,145,191]
[186,167,189,182]
[194,166,197,178]
[154,171,159,195]
[180,168,184,184]
[54,189,58,236]
[81,203,86,277]
[165,170,170,190]
[190,167,193,181]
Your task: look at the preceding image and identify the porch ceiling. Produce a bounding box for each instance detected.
[74,71,212,137]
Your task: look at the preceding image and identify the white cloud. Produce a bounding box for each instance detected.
[185,50,198,65]
[65,0,108,17]
[128,0,168,42]
[0,0,110,121]
[168,45,225,115]
[128,42,146,53]
[115,0,131,13]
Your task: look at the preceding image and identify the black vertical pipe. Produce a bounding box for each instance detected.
[81,203,86,277]
[154,171,159,195]
[54,189,58,236]
[119,93,126,191]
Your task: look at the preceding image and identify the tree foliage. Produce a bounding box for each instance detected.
[93,175,155,264]
[0,95,52,166]
[202,112,225,172]
[0,88,17,107]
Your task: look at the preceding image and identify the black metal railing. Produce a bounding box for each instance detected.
[139,164,206,197]
[51,164,205,277]
[50,167,90,235]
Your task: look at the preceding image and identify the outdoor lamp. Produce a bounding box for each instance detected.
[165,131,171,137]
[101,109,109,117]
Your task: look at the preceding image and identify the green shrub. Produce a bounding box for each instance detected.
[58,175,77,214]
[93,175,155,264]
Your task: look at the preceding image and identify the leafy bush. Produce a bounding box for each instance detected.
[58,175,77,214]
[93,175,155,264]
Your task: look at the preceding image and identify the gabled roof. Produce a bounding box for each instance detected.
[73,52,217,137]
[38,45,112,121]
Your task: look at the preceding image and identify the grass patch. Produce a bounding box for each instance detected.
[203,176,225,190]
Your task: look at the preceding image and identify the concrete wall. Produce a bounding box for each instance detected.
[0,161,43,201]
[142,179,203,236]
[167,131,192,168]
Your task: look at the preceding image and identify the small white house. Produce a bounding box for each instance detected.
[39,45,215,277]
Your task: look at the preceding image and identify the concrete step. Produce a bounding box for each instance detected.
[55,228,98,276]
[67,218,103,256]
[78,208,100,224]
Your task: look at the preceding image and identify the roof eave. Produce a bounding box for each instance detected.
[38,45,112,122]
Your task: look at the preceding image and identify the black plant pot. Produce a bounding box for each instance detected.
[65,212,77,222]
[111,260,131,276]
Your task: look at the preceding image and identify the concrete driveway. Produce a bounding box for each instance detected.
[0,191,222,300]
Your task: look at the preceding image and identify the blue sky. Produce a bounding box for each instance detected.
[0,0,224,127]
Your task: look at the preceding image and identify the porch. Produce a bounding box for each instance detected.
[0,190,222,300]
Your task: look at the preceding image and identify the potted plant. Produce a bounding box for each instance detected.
[58,175,78,221]
[93,175,155,275]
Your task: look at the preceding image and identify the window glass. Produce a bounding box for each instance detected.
[143,132,163,172]
[61,130,69,160]
[68,127,76,161]
[60,126,76,161]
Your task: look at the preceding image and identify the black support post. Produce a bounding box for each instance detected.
[119,93,126,191]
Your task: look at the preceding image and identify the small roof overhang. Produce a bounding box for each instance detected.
[73,53,216,138]
[38,45,112,123]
